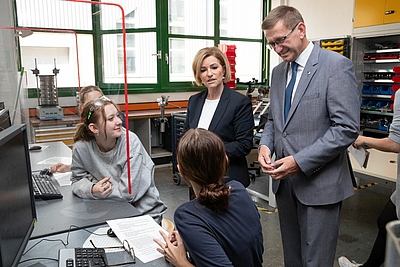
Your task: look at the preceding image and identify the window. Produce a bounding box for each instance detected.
[15,0,95,90]
[18,32,95,90]
[219,0,264,82]
[167,0,264,84]
[99,0,157,86]
[102,33,157,84]
[16,0,92,30]
[15,0,267,94]
[169,38,214,82]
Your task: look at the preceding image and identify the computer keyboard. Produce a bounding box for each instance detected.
[32,173,63,200]
[58,248,107,267]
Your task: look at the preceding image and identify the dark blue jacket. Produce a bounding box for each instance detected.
[174,180,264,267]
[184,85,254,187]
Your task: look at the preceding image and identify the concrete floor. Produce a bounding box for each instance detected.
[153,151,395,267]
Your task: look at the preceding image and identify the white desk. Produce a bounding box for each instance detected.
[349,148,397,183]
[29,141,72,172]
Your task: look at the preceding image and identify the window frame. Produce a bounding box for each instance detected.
[14,0,270,96]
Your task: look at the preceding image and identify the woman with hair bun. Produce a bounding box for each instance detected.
[154,128,263,267]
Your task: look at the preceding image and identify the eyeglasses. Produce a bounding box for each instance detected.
[90,239,136,266]
[266,22,300,50]
[86,96,111,121]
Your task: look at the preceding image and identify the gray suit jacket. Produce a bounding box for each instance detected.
[260,44,360,205]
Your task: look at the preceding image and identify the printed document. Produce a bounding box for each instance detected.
[107,215,168,263]
[83,227,124,252]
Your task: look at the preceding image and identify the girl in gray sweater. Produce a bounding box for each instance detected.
[70,96,167,224]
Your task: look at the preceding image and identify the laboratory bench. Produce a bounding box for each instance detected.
[29,115,80,148]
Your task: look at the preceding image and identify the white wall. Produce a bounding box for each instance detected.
[289,0,354,41]
[267,0,355,75]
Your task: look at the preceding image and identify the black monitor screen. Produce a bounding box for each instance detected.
[0,109,11,132]
[0,124,37,267]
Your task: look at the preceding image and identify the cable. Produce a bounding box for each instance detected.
[22,237,68,256]
[19,257,57,264]
[22,224,108,257]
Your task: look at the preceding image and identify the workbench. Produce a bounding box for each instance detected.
[349,148,397,183]
[127,108,186,158]
[29,108,186,158]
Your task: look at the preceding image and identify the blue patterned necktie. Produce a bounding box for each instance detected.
[284,61,298,122]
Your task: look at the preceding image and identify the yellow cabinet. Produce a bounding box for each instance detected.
[384,0,400,24]
[354,0,400,28]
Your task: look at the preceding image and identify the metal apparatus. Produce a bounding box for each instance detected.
[155,95,170,133]
[236,78,269,116]
[236,78,268,101]
[32,58,63,120]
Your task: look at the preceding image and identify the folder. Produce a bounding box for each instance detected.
[348,145,370,168]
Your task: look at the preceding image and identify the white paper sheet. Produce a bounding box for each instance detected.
[82,227,124,253]
[107,215,168,263]
[53,172,72,186]
[37,156,72,165]
[36,156,72,186]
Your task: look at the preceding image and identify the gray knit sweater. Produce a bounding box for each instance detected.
[70,128,167,223]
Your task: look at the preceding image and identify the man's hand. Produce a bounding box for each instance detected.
[265,155,300,180]
[258,146,300,180]
[258,145,275,172]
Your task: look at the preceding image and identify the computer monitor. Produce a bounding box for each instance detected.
[0,124,37,267]
[0,109,11,132]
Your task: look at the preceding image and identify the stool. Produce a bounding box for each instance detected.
[248,161,261,181]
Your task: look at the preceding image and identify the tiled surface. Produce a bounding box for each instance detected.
[154,151,394,267]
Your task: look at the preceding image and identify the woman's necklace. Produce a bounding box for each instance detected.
[97,142,117,165]
[103,148,117,165]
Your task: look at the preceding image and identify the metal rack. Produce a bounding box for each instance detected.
[171,111,187,185]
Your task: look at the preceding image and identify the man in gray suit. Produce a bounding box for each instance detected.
[258,5,360,267]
